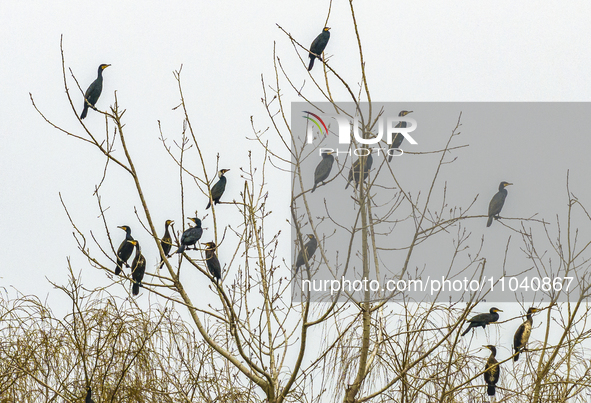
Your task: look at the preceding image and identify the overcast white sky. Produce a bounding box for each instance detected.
[1,0,591,368]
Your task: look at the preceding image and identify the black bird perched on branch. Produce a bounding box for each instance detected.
[308,27,331,71]
[206,169,230,209]
[345,153,373,189]
[85,386,94,403]
[461,307,502,336]
[158,220,174,268]
[129,240,146,296]
[204,241,222,282]
[483,345,500,397]
[514,307,540,361]
[487,181,512,227]
[175,217,203,254]
[311,151,334,192]
[115,225,134,275]
[295,234,318,273]
[388,110,413,162]
[80,64,110,119]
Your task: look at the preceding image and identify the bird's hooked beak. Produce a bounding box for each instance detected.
[505,183,513,187]
[102,64,111,69]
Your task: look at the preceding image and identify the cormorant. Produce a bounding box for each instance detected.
[129,240,146,296]
[308,27,331,71]
[295,234,318,273]
[513,307,540,361]
[345,153,373,189]
[388,110,413,162]
[115,225,134,275]
[483,345,500,396]
[204,241,222,282]
[311,151,334,193]
[85,386,94,403]
[159,219,174,268]
[175,217,203,254]
[461,307,502,336]
[206,169,230,209]
[487,182,512,227]
[80,64,110,119]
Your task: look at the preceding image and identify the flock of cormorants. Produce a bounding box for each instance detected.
[79,27,524,400]
[111,175,224,297]
[79,61,234,298]
[104,169,227,296]
[303,29,524,395]
[462,307,541,396]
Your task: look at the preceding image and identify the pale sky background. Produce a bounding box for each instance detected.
[1,0,591,376]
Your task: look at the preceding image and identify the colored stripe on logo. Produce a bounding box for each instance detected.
[303,111,328,135]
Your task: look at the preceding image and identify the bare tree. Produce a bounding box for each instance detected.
[2,1,590,402]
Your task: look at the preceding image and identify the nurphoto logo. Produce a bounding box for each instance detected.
[303,111,418,157]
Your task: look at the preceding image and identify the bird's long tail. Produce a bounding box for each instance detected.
[81,104,89,119]
[487,385,495,396]
[175,245,185,255]
[115,260,123,275]
[308,56,315,71]
[206,200,212,209]
[514,349,520,362]
[132,282,140,296]
[487,216,494,227]
[311,182,317,193]
[461,326,471,336]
